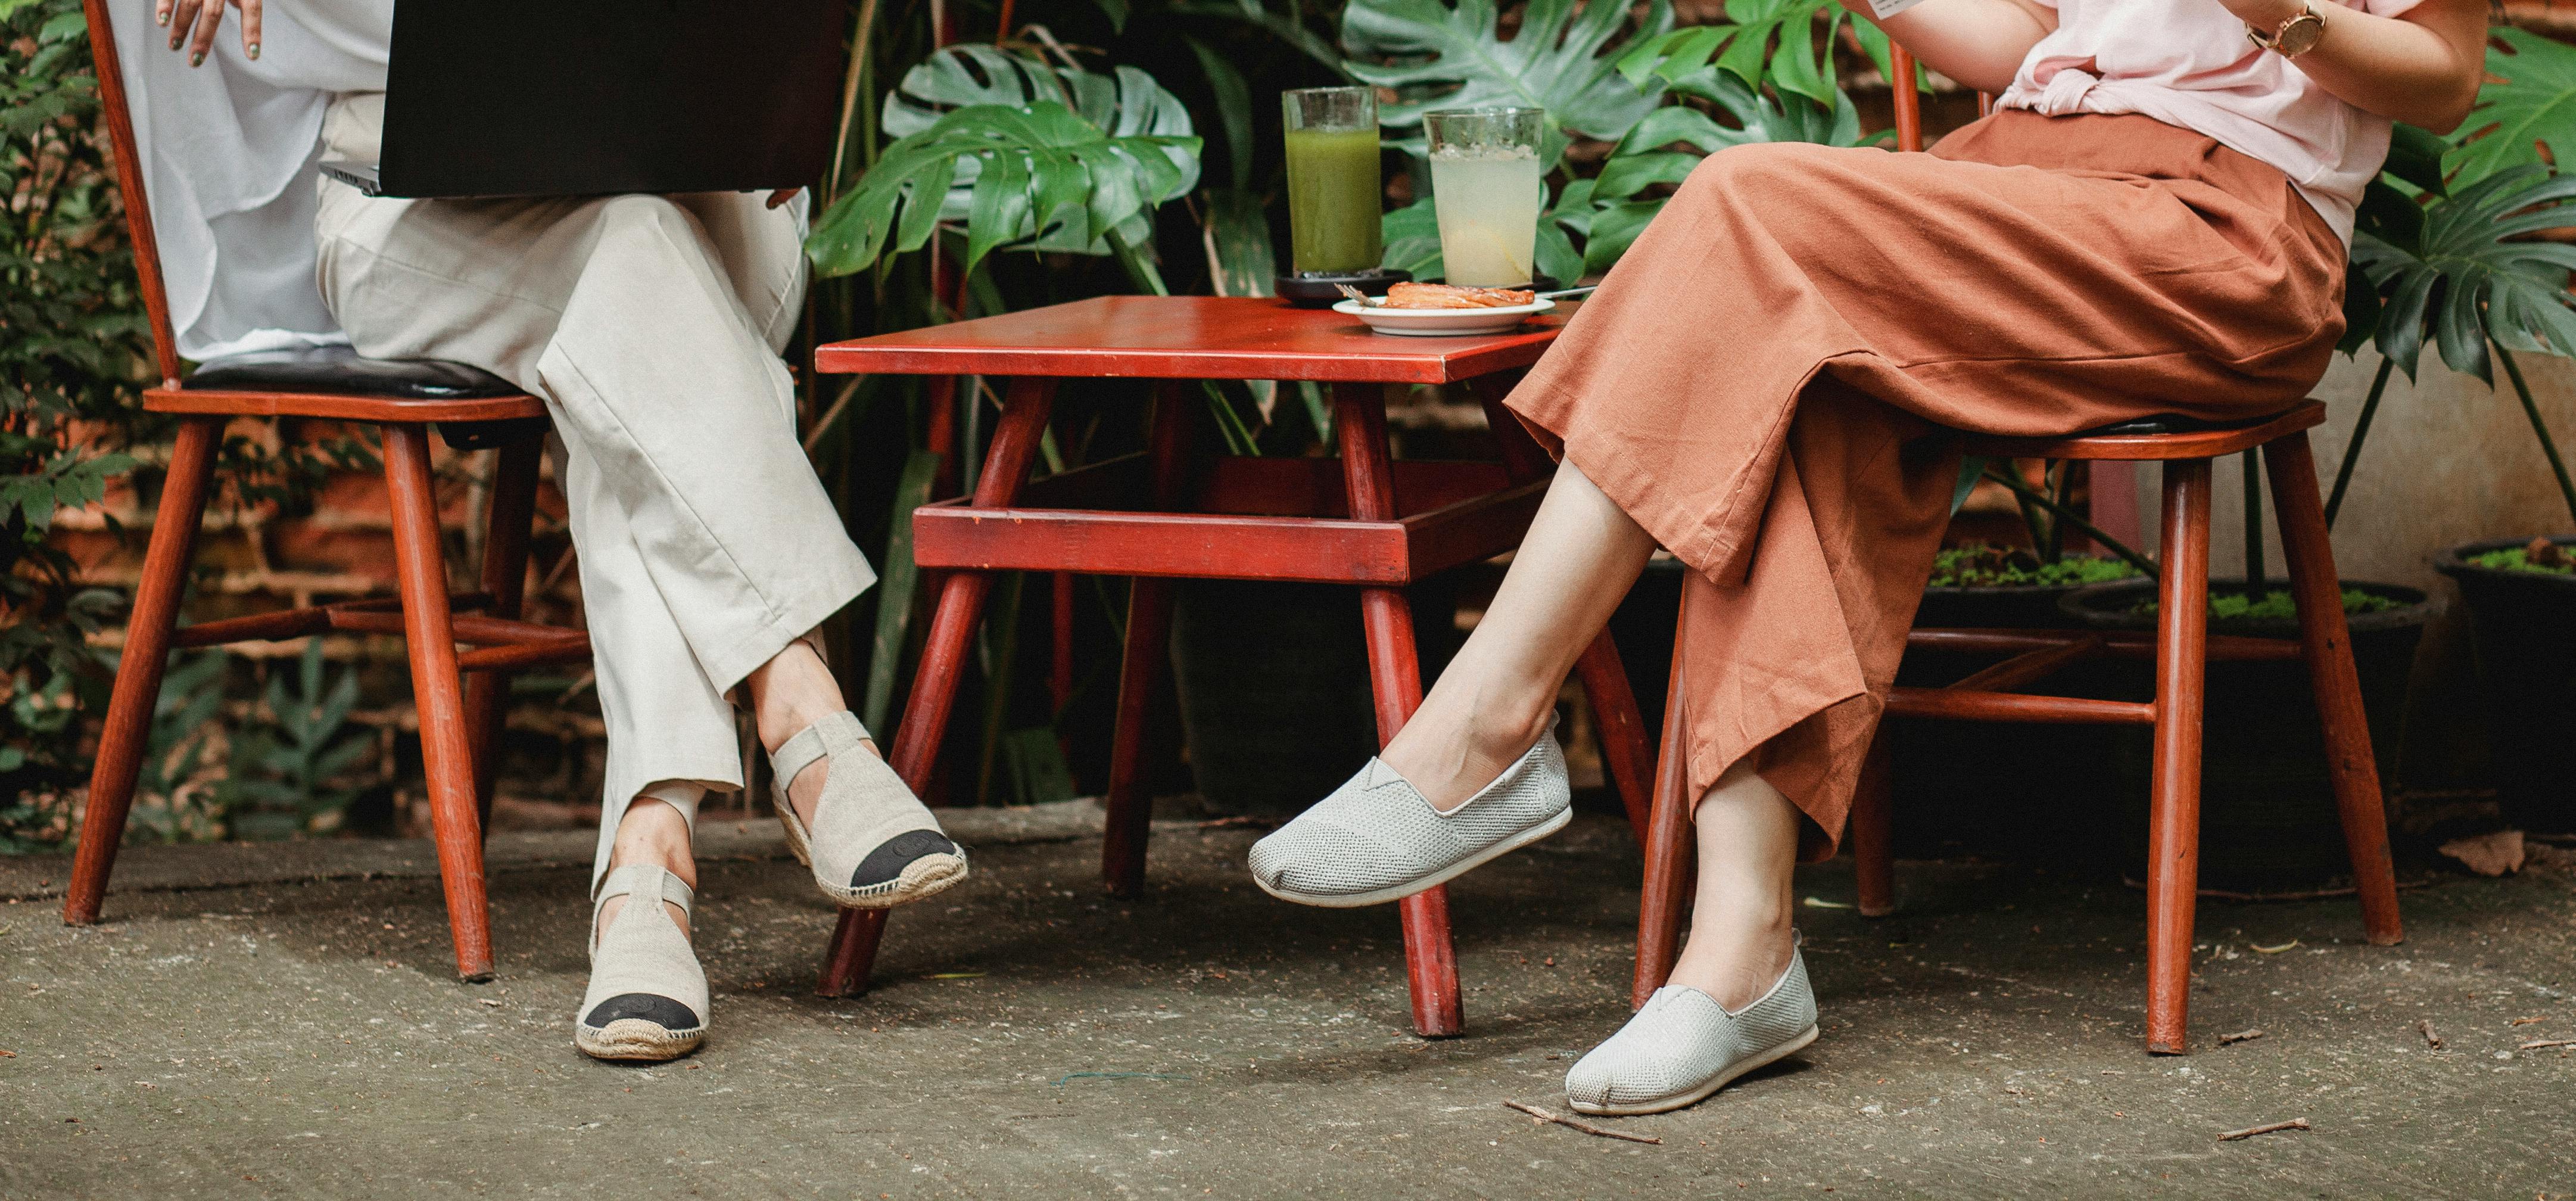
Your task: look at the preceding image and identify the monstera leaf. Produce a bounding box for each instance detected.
[2348,164,2576,384]
[1341,0,1674,164]
[2446,27,2576,190]
[808,46,1201,276]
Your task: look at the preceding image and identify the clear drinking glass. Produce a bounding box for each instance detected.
[1424,107,1546,287]
[1282,86,1384,275]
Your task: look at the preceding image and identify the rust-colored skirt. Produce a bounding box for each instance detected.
[1504,110,2346,860]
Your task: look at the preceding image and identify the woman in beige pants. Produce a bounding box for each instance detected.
[154,0,962,1062]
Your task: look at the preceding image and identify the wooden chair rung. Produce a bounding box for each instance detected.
[1883,687,2155,724]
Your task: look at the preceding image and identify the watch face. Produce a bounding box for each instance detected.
[2278,14,2325,55]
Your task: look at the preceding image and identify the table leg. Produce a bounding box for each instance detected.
[1337,382,1465,1038]
[818,378,1059,997]
[1104,382,1197,897]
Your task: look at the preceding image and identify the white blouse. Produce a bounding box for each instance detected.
[1995,0,2427,244]
[113,0,389,360]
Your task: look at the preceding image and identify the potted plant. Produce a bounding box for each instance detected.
[2328,27,2576,832]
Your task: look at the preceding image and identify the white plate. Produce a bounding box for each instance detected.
[1331,296,1556,337]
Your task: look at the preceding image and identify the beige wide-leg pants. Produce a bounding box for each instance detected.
[311,97,876,886]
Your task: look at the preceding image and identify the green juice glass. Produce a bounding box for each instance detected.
[1282,87,1384,275]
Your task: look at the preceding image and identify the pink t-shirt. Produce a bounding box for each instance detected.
[1994,0,2425,242]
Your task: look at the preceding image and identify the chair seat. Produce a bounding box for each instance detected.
[148,346,547,426]
[185,345,521,399]
[1960,401,2325,461]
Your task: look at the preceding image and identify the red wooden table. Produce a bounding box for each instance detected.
[813,295,1655,1037]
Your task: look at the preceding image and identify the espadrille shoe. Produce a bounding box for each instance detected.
[574,864,708,1062]
[1247,732,1571,907]
[770,711,967,908]
[1563,936,1818,1115]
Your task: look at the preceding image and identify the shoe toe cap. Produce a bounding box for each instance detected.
[581,992,702,1033]
[852,829,963,889]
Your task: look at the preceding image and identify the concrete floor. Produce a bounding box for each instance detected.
[4,808,2572,1199]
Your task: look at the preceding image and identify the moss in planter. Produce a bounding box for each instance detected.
[2128,588,2402,621]
[1929,543,2143,588]
[2467,537,2574,577]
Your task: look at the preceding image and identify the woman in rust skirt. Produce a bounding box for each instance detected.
[1250,0,2489,1112]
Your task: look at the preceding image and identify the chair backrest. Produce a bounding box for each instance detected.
[1885,46,2001,155]
[77,0,183,387]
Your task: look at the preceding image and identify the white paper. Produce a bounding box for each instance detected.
[1868,0,1930,17]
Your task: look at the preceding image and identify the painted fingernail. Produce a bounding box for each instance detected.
[191,51,204,66]
[157,9,170,25]
[247,42,259,59]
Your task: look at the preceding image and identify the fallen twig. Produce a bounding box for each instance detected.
[1503,1101,1662,1144]
[2250,940,2301,954]
[2518,1039,2576,1051]
[2419,1019,2446,1050]
[2218,1028,2266,1047]
[2216,1118,2311,1143]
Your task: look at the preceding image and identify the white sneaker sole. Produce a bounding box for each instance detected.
[1254,806,1572,908]
[1566,1023,1820,1116]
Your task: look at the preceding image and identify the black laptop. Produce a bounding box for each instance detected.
[322,0,846,199]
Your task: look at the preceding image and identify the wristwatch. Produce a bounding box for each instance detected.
[2247,1,2328,58]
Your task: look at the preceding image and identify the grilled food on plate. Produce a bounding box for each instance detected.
[1382,282,1537,310]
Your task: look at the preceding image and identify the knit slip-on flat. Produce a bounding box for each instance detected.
[574,863,708,1063]
[1563,935,1819,1115]
[1247,732,1571,908]
[771,711,967,909]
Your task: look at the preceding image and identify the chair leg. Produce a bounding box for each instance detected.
[2263,433,2403,947]
[1852,728,1897,917]
[817,378,1059,998]
[1102,382,1194,898]
[1335,383,1463,1037]
[2144,459,2213,1053]
[465,435,543,835]
[1632,602,1695,1009]
[384,424,495,982]
[66,417,221,927]
[1572,633,1656,847]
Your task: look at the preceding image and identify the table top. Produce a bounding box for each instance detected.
[814,295,1568,384]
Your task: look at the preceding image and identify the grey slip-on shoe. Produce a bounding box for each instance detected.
[1563,936,1819,1115]
[771,711,968,909]
[1248,732,1571,908]
[574,863,708,1063]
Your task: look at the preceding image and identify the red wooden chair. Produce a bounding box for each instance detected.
[1628,58,2402,1054]
[60,1,590,982]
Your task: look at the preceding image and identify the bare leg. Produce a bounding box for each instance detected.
[595,796,696,938]
[1378,459,1657,811]
[741,638,868,827]
[1666,761,1800,1008]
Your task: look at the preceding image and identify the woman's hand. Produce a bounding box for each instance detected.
[160,0,261,67]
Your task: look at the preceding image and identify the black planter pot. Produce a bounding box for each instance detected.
[1886,579,2130,863]
[2434,539,2576,832]
[1166,578,1460,816]
[2058,578,2432,892]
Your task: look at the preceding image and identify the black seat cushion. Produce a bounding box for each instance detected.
[185,345,521,400]
[2074,412,2275,438]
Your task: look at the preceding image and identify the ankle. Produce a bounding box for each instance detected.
[747,642,846,754]
[608,799,697,887]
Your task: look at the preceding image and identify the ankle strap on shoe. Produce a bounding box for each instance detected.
[592,863,694,919]
[769,710,870,792]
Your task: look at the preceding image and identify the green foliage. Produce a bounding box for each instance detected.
[2468,543,2574,575]
[2130,589,2404,623]
[214,641,372,840]
[807,45,1202,278]
[1927,545,2141,590]
[1340,0,1674,165]
[2347,165,2576,385]
[1,0,158,833]
[2444,27,2576,189]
